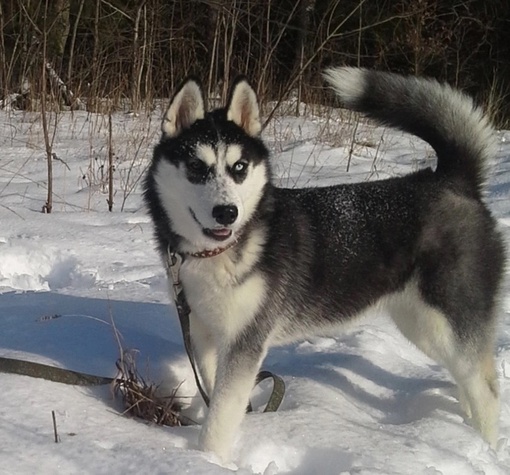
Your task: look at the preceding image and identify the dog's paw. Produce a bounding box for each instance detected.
[198,425,233,466]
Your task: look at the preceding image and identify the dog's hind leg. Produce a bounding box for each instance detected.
[447,347,499,447]
[387,284,499,447]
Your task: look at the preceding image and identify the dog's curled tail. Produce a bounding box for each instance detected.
[323,67,496,198]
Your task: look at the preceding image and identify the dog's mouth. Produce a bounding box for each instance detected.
[203,227,233,242]
[189,208,234,242]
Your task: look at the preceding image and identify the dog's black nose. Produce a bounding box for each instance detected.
[212,205,238,225]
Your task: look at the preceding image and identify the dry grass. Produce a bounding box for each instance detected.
[112,349,195,427]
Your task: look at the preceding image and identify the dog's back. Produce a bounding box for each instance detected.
[267,70,504,339]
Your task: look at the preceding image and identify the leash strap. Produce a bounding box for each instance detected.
[256,370,286,413]
[169,250,211,407]
[167,247,285,413]
[0,356,113,386]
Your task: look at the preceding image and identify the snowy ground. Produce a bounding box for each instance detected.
[0,104,509,475]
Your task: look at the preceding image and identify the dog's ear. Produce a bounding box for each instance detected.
[162,77,205,138]
[226,77,261,136]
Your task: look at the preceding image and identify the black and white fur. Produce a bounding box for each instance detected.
[144,68,505,462]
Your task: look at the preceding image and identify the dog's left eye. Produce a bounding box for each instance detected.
[232,161,248,174]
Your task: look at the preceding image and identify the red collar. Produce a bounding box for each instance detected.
[186,238,239,258]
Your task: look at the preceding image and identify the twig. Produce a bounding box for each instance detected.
[52,152,71,171]
[107,112,114,211]
[52,410,59,443]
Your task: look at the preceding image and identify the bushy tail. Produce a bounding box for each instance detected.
[323,67,495,198]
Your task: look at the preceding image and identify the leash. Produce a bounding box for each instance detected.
[168,250,211,406]
[0,356,113,386]
[167,247,285,413]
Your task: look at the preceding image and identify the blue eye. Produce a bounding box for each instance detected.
[233,161,247,173]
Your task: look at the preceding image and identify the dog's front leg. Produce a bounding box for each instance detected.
[198,339,267,463]
[189,312,217,396]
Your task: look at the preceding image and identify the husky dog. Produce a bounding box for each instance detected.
[143,68,505,462]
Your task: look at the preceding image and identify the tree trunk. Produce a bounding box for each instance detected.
[66,0,85,85]
[48,0,70,60]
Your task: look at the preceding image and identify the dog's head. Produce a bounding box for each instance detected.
[148,77,270,254]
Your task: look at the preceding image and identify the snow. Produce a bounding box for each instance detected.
[1,106,510,475]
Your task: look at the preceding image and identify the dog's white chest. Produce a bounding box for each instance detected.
[180,256,266,339]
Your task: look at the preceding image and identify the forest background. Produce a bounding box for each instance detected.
[1,0,509,125]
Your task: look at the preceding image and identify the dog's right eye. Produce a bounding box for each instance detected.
[188,160,207,173]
